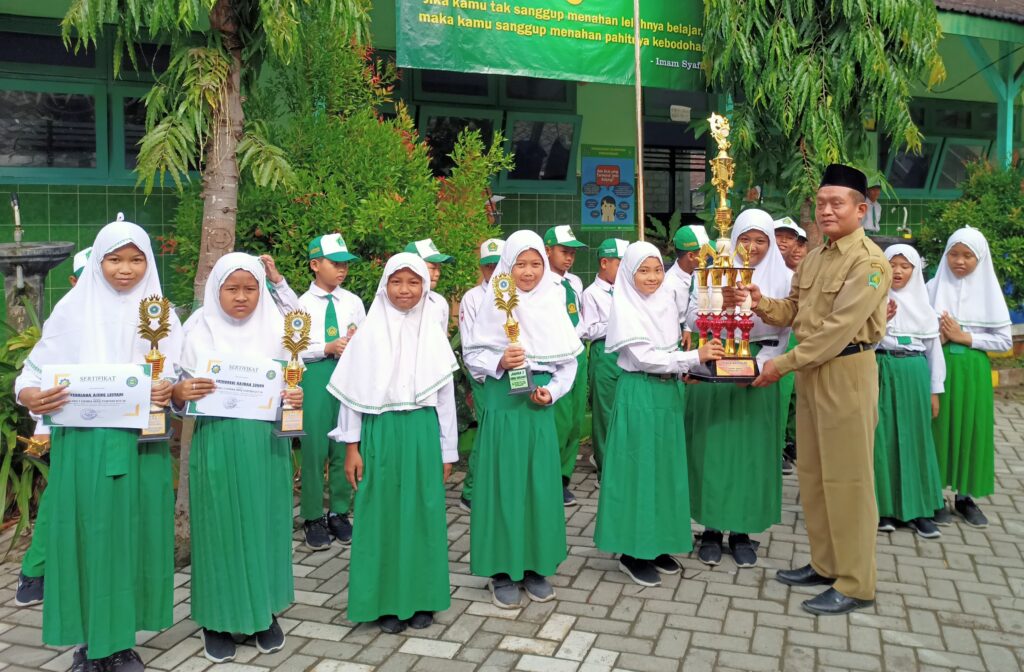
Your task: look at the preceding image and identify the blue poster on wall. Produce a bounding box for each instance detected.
[581,145,635,227]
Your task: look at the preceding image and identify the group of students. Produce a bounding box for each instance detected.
[9,203,1010,669]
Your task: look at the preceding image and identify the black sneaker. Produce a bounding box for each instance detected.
[104,649,144,672]
[933,505,954,526]
[522,571,556,602]
[909,517,942,539]
[619,555,661,587]
[954,496,989,528]
[697,530,723,566]
[490,574,523,609]
[326,512,352,546]
[303,517,332,551]
[255,616,285,654]
[652,554,680,575]
[878,517,898,533]
[202,629,236,664]
[729,534,758,568]
[14,572,43,606]
[378,615,406,634]
[563,486,577,507]
[408,611,433,629]
[459,496,472,513]
[781,456,795,475]
[70,646,88,672]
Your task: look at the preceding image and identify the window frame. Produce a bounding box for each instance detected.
[498,111,582,195]
[416,104,505,176]
[929,136,992,197]
[110,83,155,181]
[412,68,498,105]
[883,137,942,199]
[0,16,106,80]
[498,75,576,112]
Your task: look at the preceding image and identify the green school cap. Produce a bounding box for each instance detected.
[479,238,504,265]
[405,238,454,263]
[543,225,587,248]
[598,238,628,259]
[72,247,92,279]
[309,233,360,262]
[673,225,710,252]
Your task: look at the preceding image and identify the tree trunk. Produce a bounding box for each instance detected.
[800,196,823,249]
[174,0,244,563]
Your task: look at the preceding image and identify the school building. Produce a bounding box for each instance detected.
[1,0,1023,313]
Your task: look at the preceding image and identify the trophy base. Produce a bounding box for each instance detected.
[687,357,759,384]
[272,408,306,438]
[139,408,173,443]
[507,366,536,395]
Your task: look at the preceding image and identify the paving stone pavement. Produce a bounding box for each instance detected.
[0,390,1022,671]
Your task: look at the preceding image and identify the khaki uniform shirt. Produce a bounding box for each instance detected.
[755,227,891,376]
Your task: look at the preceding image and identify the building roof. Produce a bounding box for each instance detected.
[936,1,1024,24]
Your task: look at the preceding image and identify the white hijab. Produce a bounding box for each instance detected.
[606,241,681,353]
[468,230,583,365]
[25,216,182,371]
[328,253,457,414]
[927,227,1011,329]
[885,245,939,339]
[731,209,793,341]
[180,252,287,375]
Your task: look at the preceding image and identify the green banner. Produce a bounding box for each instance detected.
[398,1,705,89]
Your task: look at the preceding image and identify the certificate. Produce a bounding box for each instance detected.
[187,352,284,421]
[41,364,152,430]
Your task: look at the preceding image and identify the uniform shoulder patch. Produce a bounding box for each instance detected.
[867,262,884,289]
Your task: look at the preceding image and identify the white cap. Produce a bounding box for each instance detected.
[479,238,504,264]
[774,217,807,240]
[543,225,586,248]
[72,247,92,278]
[688,224,710,247]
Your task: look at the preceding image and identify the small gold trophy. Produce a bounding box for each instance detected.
[138,295,174,441]
[492,273,535,395]
[273,310,311,437]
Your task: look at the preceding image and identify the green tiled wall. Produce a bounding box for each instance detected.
[874,197,952,238]
[0,184,179,320]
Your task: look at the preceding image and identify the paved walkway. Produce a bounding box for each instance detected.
[0,390,1021,672]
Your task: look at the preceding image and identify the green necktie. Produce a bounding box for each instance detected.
[324,294,340,343]
[562,278,580,327]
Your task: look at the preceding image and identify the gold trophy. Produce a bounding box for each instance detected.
[138,296,174,441]
[492,273,535,395]
[273,310,311,437]
[688,113,759,383]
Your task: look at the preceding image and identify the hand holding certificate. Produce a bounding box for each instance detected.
[40,364,153,429]
[185,352,285,421]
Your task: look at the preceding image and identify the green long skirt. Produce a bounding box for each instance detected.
[43,429,173,660]
[874,353,945,521]
[470,372,567,579]
[932,344,995,497]
[21,483,50,578]
[554,351,589,479]
[462,377,483,502]
[348,408,451,622]
[299,359,353,520]
[685,356,783,533]
[190,418,294,634]
[588,339,622,471]
[779,333,797,444]
[595,373,693,558]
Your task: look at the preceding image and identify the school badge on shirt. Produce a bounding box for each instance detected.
[327,326,339,338]
[867,266,882,289]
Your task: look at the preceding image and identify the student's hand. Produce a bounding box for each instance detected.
[681,331,692,351]
[697,339,725,363]
[752,359,782,387]
[324,338,348,358]
[150,379,173,407]
[19,385,70,415]
[345,444,363,490]
[500,345,526,370]
[739,283,762,310]
[283,386,304,408]
[443,463,453,483]
[939,312,972,346]
[530,387,553,406]
[172,378,216,406]
[259,255,284,284]
[886,299,898,322]
[931,394,940,419]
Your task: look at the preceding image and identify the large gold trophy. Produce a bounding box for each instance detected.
[273,310,311,437]
[689,113,759,383]
[492,273,535,395]
[138,296,174,441]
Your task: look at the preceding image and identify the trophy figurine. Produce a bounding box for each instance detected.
[492,273,536,395]
[687,112,758,383]
[138,296,174,441]
[273,310,311,437]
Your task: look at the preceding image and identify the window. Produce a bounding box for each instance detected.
[418,106,503,178]
[933,139,990,192]
[0,31,97,71]
[883,139,939,192]
[414,69,496,104]
[499,112,581,193]
[499,76,575,111]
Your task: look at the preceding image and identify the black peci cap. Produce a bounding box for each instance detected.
[819,164,868,197]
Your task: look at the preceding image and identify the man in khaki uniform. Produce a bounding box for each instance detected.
[742,164,891,615]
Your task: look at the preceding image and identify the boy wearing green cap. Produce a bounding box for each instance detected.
[405,238,454,333]
[297,233,365,550]
[665,225,709,343]
[581,238,628,479]
[544,225,588,506]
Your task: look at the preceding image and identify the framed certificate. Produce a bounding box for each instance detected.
[187,352,284,422]
[41,364,153,430]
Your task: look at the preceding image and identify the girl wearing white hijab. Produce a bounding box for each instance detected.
[327,253,458,634]
[462,230,582,608]
[874,245,946,539]
[171,253,298,664]
[594,241,722,587]
[927,227,1011,528]
[685,208,793,570]
[15,217,181,671]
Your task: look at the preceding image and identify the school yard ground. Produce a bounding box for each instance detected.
[0,390,1021,672]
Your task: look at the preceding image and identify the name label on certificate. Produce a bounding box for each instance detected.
[187,352,284,422]
[41,364,152,429]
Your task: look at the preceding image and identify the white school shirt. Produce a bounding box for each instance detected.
[581,276,614,342]
[615,339,701,376]
[269,277,302,313]
[298,283,367,362]
[459,282,487,358]
[879,332,946,394]
[663,262,695,332]
[553,270,588,339]
[860,200,881,232]
[463,346,578,404]
[427,291,450,334]
[328,378,459,463]
[960,324,1012,353]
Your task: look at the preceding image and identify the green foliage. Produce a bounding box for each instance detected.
[645,211,683,257]
[701,0,945,212]
[919,162,1024,312]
